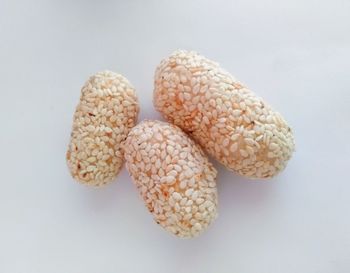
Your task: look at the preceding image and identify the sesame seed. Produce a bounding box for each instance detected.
[174,203,181,212]
[180,197,188,206]
[185,169,194,178]
[232,109,241,117]
[245,138,255,146]
[196,198,204,205]
[267,152,275,158]
[185,188,194,197]
[155,133,163,141]
[269,143,278,150]
[246,146,255,155]
[169,197,175,207]
[179,180,187,189]
[193,84,200,94]
[230,143,238,153]
[240,149,249,158]
[167,170,177,177]
[87,157,96,163]
[166,176,176,184]
[172,192,181,201]
[186,200,193,206]
[180,152,187,159]
[256,135,263,142]
[167,145,174,155]
[192,191,199,200]
[231,134,240,141]
[86,165,96,172]
[194,223,202,230]
[184,92,191,100]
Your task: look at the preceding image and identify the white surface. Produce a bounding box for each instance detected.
[1,0,349,272]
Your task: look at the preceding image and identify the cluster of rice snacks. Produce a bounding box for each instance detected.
[154,50,295,179]
[66,71,139,186]
[67,50,295,238]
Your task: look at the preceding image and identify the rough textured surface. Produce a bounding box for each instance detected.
[66,71,139,186]
[124,120,218,238]
[154,50,295,179]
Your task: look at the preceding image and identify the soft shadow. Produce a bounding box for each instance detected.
[215,161,278,211]
[70,168,136,212]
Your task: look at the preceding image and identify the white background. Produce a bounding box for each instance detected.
[1,0,349,272]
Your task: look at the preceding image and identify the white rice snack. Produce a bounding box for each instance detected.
[154,50,295,179]
[66,71,139,186]
[124,120,218,238]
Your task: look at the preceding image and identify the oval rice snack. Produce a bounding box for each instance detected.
[66,71,139,186]
[154,50,295,179]
[124,120,218,238]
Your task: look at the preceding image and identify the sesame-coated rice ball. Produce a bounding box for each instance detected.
[66,71,139,186]
[154,50,295,179]
[124,120,218,238]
